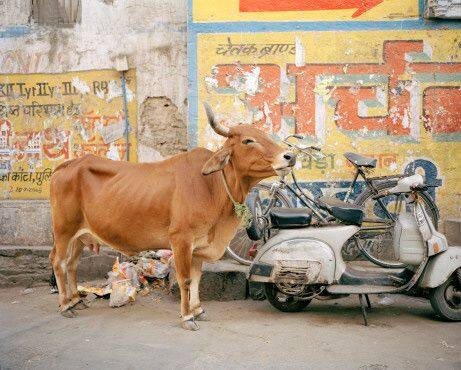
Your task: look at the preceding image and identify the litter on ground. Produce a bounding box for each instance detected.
[21,288,34,295]
[109,279,137,307]
[77,250,173,308]
[377,295,395,306]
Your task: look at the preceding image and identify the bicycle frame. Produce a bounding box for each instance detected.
[344,166,407,222]
[274,136,410,227]
[280,171,329,223]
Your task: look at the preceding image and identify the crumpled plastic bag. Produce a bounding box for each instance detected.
[155,249,173,260]
[137,257,170,279]
[109,279,137,307]
[108,257,140,289]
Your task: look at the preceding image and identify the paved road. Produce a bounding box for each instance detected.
[0,285,459,370]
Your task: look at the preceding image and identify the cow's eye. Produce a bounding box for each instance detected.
[242,138,255,145]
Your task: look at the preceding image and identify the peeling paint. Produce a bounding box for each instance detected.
[107,80,134,103]
[71,77,90,94]
[314,76,336,103]
[295,37,305,67]
[229,66,260,96]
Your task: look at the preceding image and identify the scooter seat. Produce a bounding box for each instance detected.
[344,152,377,168]
[318,196,364,226]
[269,207,312,229]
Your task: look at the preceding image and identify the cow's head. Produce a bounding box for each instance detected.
[201,102,296,179]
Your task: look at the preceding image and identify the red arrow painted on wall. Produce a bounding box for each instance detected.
[239,0,384,18]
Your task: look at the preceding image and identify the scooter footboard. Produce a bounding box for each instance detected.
[419,246,461,288]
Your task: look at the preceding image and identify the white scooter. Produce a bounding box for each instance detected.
[248,174,461,324]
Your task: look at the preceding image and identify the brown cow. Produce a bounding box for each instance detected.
[49,102,295,330]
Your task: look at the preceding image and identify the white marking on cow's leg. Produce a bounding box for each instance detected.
[60,261,67,274]
[50,239,72,313]
[54,261,68,308]
[67,239,85,307]
[190,257,206,319]
[64,237,73,300]
[169,234,198,330]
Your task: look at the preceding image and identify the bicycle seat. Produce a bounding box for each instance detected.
[318,196,364,226]
[344,152,377,168]
[269,207,312,229]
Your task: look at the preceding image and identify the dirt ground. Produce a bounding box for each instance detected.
[0,285,460,370]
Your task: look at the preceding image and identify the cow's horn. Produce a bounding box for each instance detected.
[203,102,231,137]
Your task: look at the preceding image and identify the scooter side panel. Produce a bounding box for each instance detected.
[250,225,359,283]
[256,238,336,284]
[419,246,461,288]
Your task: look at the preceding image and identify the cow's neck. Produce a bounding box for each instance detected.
[222,161,266,200]
[221,162,248,205]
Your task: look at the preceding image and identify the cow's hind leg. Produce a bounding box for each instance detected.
[66,239,87,310]
[50,238,76,317]
[190,257,208,321]
[170,235,198,331]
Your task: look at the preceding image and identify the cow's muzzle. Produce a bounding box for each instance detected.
[283,152,297,167]
[273,151,297,176]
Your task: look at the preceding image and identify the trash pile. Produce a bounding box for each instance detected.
[78,249,173,308]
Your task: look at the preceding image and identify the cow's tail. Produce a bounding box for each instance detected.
[49,267,58,291]
[49,232,58,291]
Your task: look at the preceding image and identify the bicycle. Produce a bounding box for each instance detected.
[226,134,440,266]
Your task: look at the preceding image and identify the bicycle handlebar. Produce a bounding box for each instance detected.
[282,134,322,152]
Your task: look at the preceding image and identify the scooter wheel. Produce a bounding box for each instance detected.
[429,271,461,322]
[265,283,311,313]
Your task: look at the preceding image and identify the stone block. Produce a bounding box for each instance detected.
[0,200,52,246]
[444,218,461,246]
[0,246,116,287]
[170,259,249,301]
[77,254,116,281]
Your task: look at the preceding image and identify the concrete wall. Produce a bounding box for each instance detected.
[188,1,461,233]
[0,0,188,245]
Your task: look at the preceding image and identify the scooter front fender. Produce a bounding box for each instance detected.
[419,246,461,288]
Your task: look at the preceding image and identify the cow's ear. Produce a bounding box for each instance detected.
[201,148,232,175]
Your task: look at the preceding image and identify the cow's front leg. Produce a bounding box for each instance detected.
[170,235,199,331]
[190,257,208,321]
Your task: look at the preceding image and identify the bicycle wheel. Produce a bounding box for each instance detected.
[342,179,439,261]
[227,183,291,265]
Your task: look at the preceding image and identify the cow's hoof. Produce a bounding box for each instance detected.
[60,308,77,318]
[73,300,89,310]
[194,310,210,322]
[181,318,199,331]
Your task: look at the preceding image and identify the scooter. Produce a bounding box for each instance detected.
[248,174,461,324]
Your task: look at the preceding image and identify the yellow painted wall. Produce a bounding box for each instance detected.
[0,69,137,199]
[192,28,461,220]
